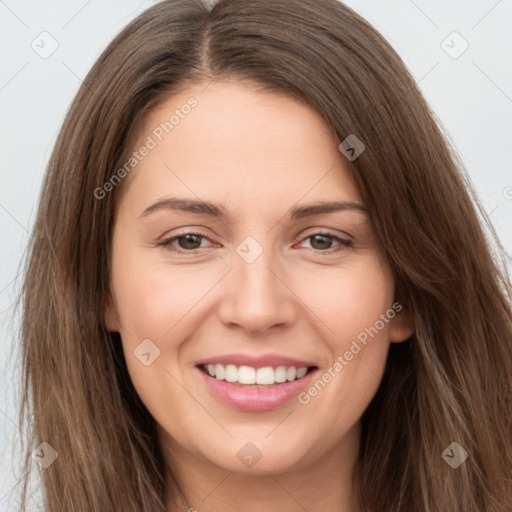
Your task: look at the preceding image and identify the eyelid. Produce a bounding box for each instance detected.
[158,230,215,249]
[160,226,352,242]
[298,226,352,240]
[158,227,353,255]
[294,231,353,253]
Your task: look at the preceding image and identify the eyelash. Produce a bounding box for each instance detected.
[157,230,353,255]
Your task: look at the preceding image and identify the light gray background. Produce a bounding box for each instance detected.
[1,0,511,509]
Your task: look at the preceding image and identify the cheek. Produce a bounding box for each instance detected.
[303,255,394,344]
[299,256,394,405]
[294,261,394,430]
[110,236,224,399]
[109,240,199,412]
[110,235,208,341]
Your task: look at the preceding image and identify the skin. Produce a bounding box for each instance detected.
[105,79,415,512]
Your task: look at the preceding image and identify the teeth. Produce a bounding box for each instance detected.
[286,367,297,381]
[256,367,274,385]
[239,365,256,384]
[203,364,311,385]
[297,367,307,378]
[215,364,225,380]
[274,366,287,383]
[225,364,238,383]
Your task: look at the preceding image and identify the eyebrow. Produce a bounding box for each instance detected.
[139,197,369,220]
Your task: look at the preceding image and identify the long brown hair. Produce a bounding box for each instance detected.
[17,0,512,510]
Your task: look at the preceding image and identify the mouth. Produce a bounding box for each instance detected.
[196,363,319,412]
[197,363,318,387]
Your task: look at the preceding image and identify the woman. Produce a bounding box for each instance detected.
[18,0,512,510]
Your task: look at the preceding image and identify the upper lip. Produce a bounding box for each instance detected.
[196,353,318,369]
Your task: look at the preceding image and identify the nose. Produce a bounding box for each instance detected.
[216,241,298,335]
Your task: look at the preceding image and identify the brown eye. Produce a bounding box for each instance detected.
[309,234,334,250]
[176,234,203,250]
[159,232,211,252]
[299,232,353,253]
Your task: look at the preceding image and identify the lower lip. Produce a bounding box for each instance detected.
[197,367,317,412]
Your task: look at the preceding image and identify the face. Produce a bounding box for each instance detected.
[105,80,414,478]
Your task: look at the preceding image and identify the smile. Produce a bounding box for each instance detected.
[196,362,318,412]
[199,363,315,386]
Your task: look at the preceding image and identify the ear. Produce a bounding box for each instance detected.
[389,302,415,343]
[104,289,121,333]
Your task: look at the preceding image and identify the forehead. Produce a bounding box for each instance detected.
[118,80,364,217]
